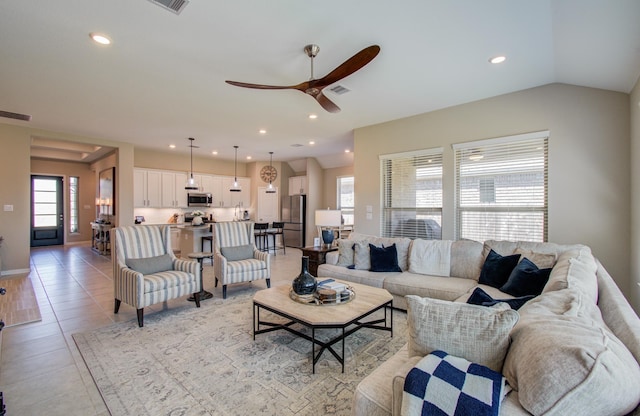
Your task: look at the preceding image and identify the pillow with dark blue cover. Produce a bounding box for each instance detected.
[467,287,535,310]
[500,257,552,297]
[369,243,402,272]
[479,249,521,288]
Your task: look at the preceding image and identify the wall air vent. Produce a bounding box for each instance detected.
[147,0,189,15]
[329,84,350,95]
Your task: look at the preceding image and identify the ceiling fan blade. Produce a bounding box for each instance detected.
[316,45,380,88]
[225,80,308,91]
[315,91,341,113]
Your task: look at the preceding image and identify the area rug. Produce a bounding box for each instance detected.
[73,290,407,415]
[0,275,42,327]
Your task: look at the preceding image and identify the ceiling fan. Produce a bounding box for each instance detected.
[225,44,380,113]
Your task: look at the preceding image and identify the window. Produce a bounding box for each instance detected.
[337,176,354,225]
[454,131,548,242]
[69,176,79,233]
[380,148,443,239]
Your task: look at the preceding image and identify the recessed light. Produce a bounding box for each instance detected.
[259,129,267,134]
[308,114,318,119]
[246,156,252,160]
[90,33,111,45]
[309,141,315,145]
[345,149,351,153]
[489,55,506,64]
[212,151,218,155]
[169,144,176,149]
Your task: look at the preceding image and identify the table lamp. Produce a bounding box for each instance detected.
[315,209,342,247]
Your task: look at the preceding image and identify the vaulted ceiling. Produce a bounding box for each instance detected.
[1,0,639,167]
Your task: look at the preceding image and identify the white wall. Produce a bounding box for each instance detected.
[354,83,632,304]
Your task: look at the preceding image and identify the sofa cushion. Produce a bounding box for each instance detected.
[503,312,640,416]
[542,246,597,300]
[500,257,552,297]
[126,253,173,275]
[514,247,557,269]
[353,241,371,270]
[478,249,521,288]
[369,243,402,272]
[317,263,390,288]
[408,239,451,277]
[385,273,477,302]
[467,287,535,310]
[450,239,484,280]
[406,295,519,372]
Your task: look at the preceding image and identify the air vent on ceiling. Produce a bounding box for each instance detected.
[329,84,350,95]
[290,144,304,147]
[147,0,189,15]
[0,110,32,121]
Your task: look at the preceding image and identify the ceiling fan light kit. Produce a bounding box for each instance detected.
[185,137,199,190]
[225,44,380,113]
[230,145,241,192]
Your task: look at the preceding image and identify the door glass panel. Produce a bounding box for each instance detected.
[33,178,59,228]
[34,215,57,227]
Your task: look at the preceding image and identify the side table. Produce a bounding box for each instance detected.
[187,252,214,301]
[301,246,338,276]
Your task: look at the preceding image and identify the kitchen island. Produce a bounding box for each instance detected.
[177,224,212,258]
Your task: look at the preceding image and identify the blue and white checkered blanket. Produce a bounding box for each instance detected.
[402,350,508,416]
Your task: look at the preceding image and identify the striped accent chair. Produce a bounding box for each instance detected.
[112,225,201,327]
[213,221,271,299]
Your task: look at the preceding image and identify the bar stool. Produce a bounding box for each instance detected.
[254,222,269,252]
[201,225,213,265]
[267,222,285,255]
[187,252,214,301]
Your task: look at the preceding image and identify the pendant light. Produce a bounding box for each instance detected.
[266,151,276,193]
[185,137,199,190]
[230,145,241,192]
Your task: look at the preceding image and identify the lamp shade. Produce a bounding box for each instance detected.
[315,210,342,227]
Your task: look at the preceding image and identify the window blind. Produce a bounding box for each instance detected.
[380,148,443,239]
[453,132,548,242]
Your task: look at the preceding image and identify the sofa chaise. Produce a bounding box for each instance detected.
[317,233,640,415]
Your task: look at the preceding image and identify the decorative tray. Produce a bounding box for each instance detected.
[289,286,356,306]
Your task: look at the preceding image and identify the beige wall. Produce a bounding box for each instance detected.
[354,83,632,302]
[630,76,640,311]
[323,166,354,210]
[0,123,134,274]
[30,158,96,243]
[134,147,245,177]
[0,124,32,274]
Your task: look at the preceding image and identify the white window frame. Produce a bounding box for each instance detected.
[69,176,79,233]
[379,147,443,239]
[453,131,549,242]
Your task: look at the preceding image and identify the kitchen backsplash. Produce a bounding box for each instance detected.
[133,207,248,224]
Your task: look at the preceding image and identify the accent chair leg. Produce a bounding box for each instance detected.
[266,278,271,288]
[114,298,121,314]
[137,308,144,327]
[194,292,201,307]
[222,285,227,299]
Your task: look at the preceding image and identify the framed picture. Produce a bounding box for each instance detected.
[99,167,115,216]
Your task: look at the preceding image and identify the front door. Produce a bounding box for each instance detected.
[31,175,64,247]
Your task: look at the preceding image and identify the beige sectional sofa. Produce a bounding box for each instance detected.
[317,233,640,416]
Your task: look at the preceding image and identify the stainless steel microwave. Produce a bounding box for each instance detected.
[187,192,212,207]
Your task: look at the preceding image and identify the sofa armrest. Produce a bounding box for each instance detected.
[391,355,423,416]
[173,258,199,274]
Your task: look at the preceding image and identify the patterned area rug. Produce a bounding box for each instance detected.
[73,289,407,415]
[0,275,42,327]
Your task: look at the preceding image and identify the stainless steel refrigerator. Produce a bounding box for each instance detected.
[282,194,306,248]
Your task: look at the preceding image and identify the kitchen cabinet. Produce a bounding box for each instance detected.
[200,175,216,195]
[222,177,250,208]
[134,169,162,207]
[289,175,307,195]
[161,172,191,208]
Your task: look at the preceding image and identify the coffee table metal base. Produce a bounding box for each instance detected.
[252,300,392,373]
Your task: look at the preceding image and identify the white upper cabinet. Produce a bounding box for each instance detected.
[134,169,162,207]
[289,175,306,195]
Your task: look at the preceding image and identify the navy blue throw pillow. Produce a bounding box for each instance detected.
[466,287,535,311]
[478,249,521,288]
[500,258,552,297]
[369,243,402,272]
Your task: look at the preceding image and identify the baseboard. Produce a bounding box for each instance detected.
[0,268,31,277]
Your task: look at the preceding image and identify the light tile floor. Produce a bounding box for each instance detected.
[0,243,302,415]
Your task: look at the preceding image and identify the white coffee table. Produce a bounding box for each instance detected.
[252,279,393,373]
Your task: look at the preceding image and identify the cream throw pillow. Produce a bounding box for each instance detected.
[405,295,519,372]
[353,241,371,270]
